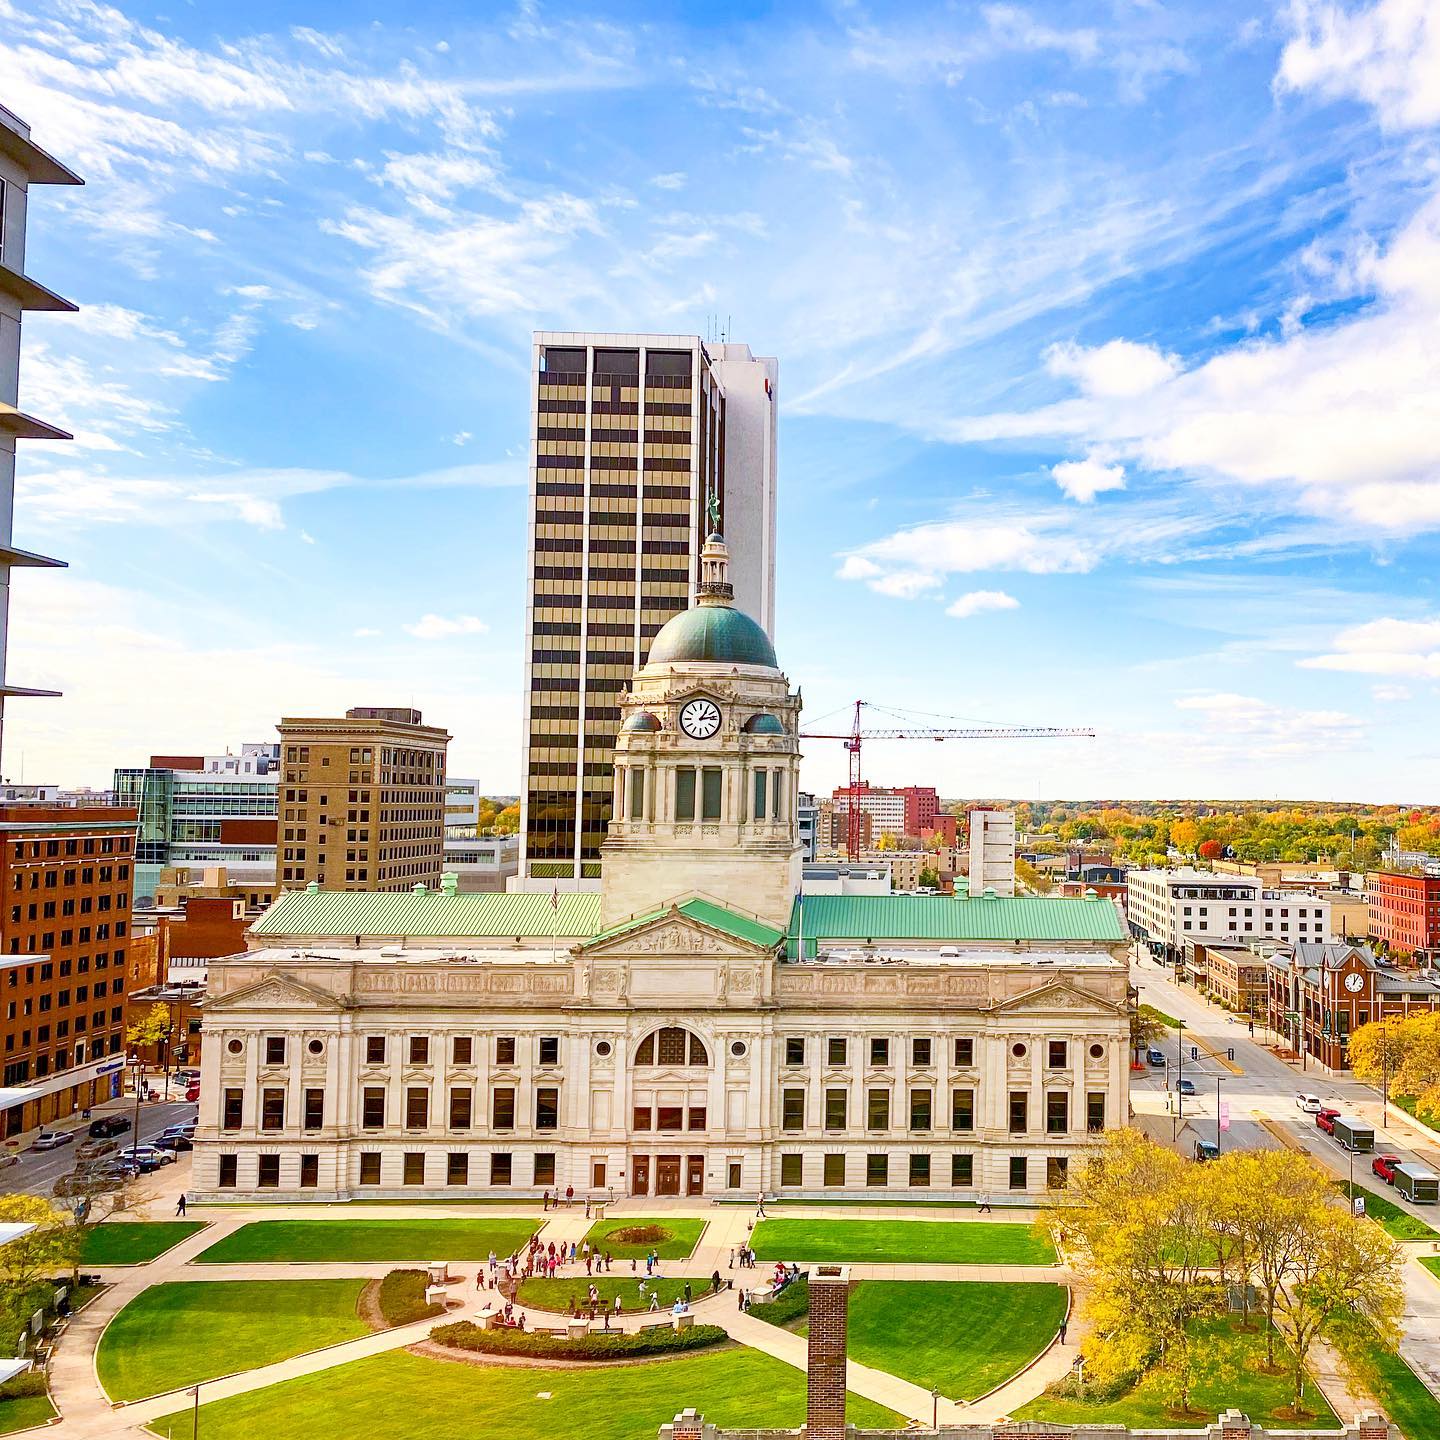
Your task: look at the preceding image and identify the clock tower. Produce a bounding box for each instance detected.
[599,531,803,931]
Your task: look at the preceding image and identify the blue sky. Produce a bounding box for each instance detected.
[4,0,1439,800]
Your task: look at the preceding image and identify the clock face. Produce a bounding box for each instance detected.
[1343,972,1364,993]
[678,697,722,740]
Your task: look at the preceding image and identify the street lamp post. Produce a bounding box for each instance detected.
[1215,1075,1223,1154]
[931,1387,939,1430]
[190,1382,200,1439]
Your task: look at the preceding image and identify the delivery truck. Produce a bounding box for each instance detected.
[1393,1164,1440,1204]
[1331,1116,1375,1153]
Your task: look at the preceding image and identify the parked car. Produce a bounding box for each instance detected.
[87,1115,131,1139]
[1146,1048,1166,1066]
[1174,1078,1196,1097]
[1295,1092,1322,1113]
[157,1122,196,1139]
[153,1133,193,1152]
[184,1084,200,1104]
[173,1069,201,1088]
[75,1138,118,1162]
[100,1159,143,1180]
[1316,1108,1341,1134]
[30,1130,76,1151]
[1372,1153,1403,1184]
[119,1144,175,1168]
[1194,1139,1220,1162]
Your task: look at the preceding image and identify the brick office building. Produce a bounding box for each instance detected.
[1367,871,1440,959]
[0,806,136,1134]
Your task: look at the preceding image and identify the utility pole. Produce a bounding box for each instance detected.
[1215,1075,1223,1154]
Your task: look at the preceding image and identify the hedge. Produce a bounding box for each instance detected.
[378,1269,446,1327]
[747,1277,809,1330]
[0,1372,49,1400]
[429,1319,728,1360]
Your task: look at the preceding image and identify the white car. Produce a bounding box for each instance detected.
[30,1130,76,1151]
[1295,1092,1322,1113]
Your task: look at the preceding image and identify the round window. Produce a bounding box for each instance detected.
[595,1040,613,1058]
[1011,1042,1028,1059]
[1089,1043,1104,1060]
[730,1040,748,1058]
[307,1039,324,1056]
[226,1038,243,1055]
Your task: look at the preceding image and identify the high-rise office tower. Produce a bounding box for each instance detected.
[276,707,449,892]
[520,332,778,883]
[0,107,82,767]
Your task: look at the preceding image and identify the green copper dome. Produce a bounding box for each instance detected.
[647,604,778,669]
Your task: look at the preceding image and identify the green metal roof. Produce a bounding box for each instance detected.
[646,604,778,669]
[251,888,602,940]
[589,897,785,949]
[787,893,1125,955]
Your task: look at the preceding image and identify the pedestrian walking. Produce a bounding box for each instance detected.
[728,1247,736,1268]
[1059,1319,1068,1344]
[756,1191,766,1218]
[649,1293,660,1312]
[604,1251,612,1272]
[542,1189,551,1212]
[585,1197,592,1219]
[683,1281,692,1304]
[566,1184,574,1206]
[175,1194,187,1216]
[613,1294,622,1316]
[711,1270,721,1294]
[977,1194,992,1215]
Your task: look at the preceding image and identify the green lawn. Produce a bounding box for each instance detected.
[1420,1257,1440,1285]
[847,1281,1067,1401]
[81,1221,206,1265]
[515,1275,721,1314]
[1344,1184,1440,1242]
[195,1218,538,1264]
[750,1217,1055,1265]
[150,1345,904,1440]
[1015,1316,1339,1430]
[1140,1003,1183,1029]
[581,1217,706,1260]
[0,1395,55,1434]
[98,1279,370,1402]
[766,1198,979,1210]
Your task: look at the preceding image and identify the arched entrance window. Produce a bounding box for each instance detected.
[635,1027,709,1066]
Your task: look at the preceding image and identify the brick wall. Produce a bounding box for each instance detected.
[806,1267,850,1440]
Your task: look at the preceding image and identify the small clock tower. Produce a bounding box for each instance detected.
[600,531,803,931]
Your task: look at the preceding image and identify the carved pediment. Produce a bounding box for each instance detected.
[580,906,770,963]
[204,970,346,1014]
[993,979,1120,1017]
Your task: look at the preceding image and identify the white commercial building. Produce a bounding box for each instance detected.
[969,808,1016,897]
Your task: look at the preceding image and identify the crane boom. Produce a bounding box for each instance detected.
[799,700,1095,859]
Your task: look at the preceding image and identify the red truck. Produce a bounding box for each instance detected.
[1315,1108,1341,1134]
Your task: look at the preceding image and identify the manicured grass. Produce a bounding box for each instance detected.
[1015,1316,1339,1430]
[515,1275,721,1314]
[581,1217,706,1259]
[1339,1182,1440,1242]
[0,1395,55,1433]
[150,1344,904,1439]
[847,1281,1068,1401]
[750,1217,1055,1265]
[1364,1343,1440,1440]
[81,1220,206,1265]
[98,1279,370,1402]
[766,1198,978,1210]
[195,1218,538,1264]
[1420,1257,1440,1285]
[1140,1003,1183,1030]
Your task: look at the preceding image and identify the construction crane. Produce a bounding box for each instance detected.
[800,700,1095,860]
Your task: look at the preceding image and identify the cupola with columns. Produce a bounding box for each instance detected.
[600,530,802,931]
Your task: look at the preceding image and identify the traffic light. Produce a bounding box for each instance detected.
[1227,1047,1235,1061]
[1190,1046,1198,1061]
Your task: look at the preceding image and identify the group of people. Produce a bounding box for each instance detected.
[729,1245,761,1269]
[540,1185,609,1218]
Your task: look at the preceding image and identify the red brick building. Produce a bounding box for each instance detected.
[0,806,137,1134]
[1367,871,1440,958]
[902,786,940,838]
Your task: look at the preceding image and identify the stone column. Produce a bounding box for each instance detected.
[805,1265,850,1440]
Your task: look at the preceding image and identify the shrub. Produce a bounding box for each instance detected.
[748,1277,809,1330]
[609,1225,671,1246]
[0,1371,49,1400]
[378,1269,445,1327]
[429,1319,727,1361]
[1043,1366,1139,1404]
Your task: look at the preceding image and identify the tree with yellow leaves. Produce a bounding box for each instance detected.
[1349,1014,1440,1109]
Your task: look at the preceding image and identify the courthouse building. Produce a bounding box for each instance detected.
[193,535,1130,1201]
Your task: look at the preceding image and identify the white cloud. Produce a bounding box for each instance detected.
[353,627,382,638]
[1372,684,1413,702]
[1174,691,1364,755]
[1045,339,1179,398]
[1277,0,1440,132]
[946,589,1020,619]
[1300,616,1440,678]
[450,431,472,447]
[650,171,687,190]
[404,613,490,640]
[1052,457,1126,503]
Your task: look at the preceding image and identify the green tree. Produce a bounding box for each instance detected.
[0,1194,77,1295]
[917,867,940,889]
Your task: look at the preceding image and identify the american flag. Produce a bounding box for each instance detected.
[551,883,559,912]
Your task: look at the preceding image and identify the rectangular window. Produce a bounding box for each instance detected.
[359,1152,381,1185]
[780,1153,803,1187]
[676,768,696,821]
[264,1036,286,1065]
[1086,1092,1106,1133]
[495,1036,516,1065]
[828,1036,847,1066]
[449,1088,473,1129]
[491,1153,513,1186]
[1009,1092,1029,1134]
[539,1036,560,1066]
[912,1037,932,1067]
[408,1036,429,1065]
[823,1153,846,1186]
[492,1088,515,1129]
[951,1153,973,1187]
[261,1088,284,1131]
[222,1088,243,1131]
[866,1153,888,1187]
[632,1105,652,1131]
[403,1152,425,1185]
[656,1104,683,1131]
[1046,1092,1069,1134]
[258,1155,280,1188]
[909,1153,931,1187]
[753,770,767,821]
[406,1087,429,1129]
[952,1088,974,1131]
[1009,1156,1028,1191]
[300,1154,318,1188]
[365,1036,385,1063]
[304,1088,324,1131]
[447,1152,469,1186]
[782,1089,805,1130]
[688,1105,706,1130]
[867,1089,889,1130]
[452,1036,473,1065]
[824,1088,848,1130]
[1047,1157,1069,1190]
[870,1037,889,1066]
[362,1087,386,1129]
[536,1087,559,1130]
[909,1089,932,1131]
[784,1037,805,1065]
[701,768,722,820]
[1047,1040,1068,1069]
[218,1154,238,1188]
[534,1152,556,1186]
[629,766,644,820]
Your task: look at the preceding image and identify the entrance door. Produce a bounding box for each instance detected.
[686,1155,704,1195]
[656,1155,682,1195]
[632,1156,649,1195]
[592,1160,607,1189]
[728,1162,742,1190]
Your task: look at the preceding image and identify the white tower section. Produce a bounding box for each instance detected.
[968,807,1016,897]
